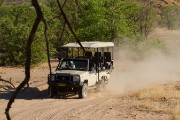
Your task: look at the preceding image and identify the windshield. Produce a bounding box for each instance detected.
[57,59,88,71]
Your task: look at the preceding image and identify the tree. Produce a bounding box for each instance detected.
[161,5,180,30]
[5,0,45,119]
[0,3,59,65]
[135,1,158,37]
[0,0,161,66]
[5,0,85,119]
[0,4,46,65]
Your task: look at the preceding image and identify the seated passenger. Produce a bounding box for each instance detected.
[65,61,75,69]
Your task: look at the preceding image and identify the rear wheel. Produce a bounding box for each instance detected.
[78,83,88,99]
[96,80,106,92]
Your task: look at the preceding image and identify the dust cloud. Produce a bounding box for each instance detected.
[108,50,180,93]
[107,29,180,94]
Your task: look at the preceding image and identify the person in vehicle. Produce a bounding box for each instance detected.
[65,61,75,69]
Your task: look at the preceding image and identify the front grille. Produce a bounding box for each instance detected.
[56,74,71,83]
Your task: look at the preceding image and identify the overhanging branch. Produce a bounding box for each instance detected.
[57,0,85,52]
[5,1,43,119]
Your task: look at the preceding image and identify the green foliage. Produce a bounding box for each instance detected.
[136,4,158,37]
[161,5,180,30]
[0,0,163,65]
[103,0,140,39]
[0,4,31,65]
[74,0,158,42]
[0,4,46,65]
[136,38,166,52]
[75,0,107,41]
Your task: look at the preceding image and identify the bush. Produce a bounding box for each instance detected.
[0,3,55,65]
[161,5,180,30]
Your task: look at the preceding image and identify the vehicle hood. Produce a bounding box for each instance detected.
[53,70,88,75]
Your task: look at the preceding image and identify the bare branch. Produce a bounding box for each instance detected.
[42,16,52,75]
[74,0,83,14]
[47,0,68,24]
[59,21,66,42]
[5,0,43,119]
[57,0,85,52]
[62,0,68,7]
[5,0,84,119]
[0,76,15,89]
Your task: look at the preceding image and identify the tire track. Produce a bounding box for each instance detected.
[0,90,172,120]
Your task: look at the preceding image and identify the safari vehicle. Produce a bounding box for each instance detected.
[48,41,114,98]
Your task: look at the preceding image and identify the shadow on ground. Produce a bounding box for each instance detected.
[0,87,48,100]
[0,87,84,100]
[0,86,101,100]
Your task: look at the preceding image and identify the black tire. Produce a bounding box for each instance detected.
[109,64,113,72]
[78,83,88,99]
[48,86,57,98]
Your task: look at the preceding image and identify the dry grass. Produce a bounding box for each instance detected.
[123,82,180,120]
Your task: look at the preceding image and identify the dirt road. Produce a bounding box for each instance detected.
[0,75,173,120]
[0,61,174,120]
[0,28,179,120]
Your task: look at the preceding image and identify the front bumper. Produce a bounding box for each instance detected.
[48,74,83,93]
[50,81,81,88]
[49,81,83,93]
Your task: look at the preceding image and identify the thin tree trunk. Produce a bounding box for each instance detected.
[42,15,52,75]
[5,1,43,119]
[59,21,66,43]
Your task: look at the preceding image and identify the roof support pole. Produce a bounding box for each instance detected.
[97,48,99,82]
[72,48,74,58]
[78,48,79,57]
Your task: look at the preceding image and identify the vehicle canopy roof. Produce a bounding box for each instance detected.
[62,41,114,48]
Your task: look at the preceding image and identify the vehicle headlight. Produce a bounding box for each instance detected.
[73,75,80,82]
[50,74,56,81]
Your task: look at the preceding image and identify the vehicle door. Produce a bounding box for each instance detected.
[88,68,97,86]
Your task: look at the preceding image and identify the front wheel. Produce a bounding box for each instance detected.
[48,86,57,98]
[78,83,88,99]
